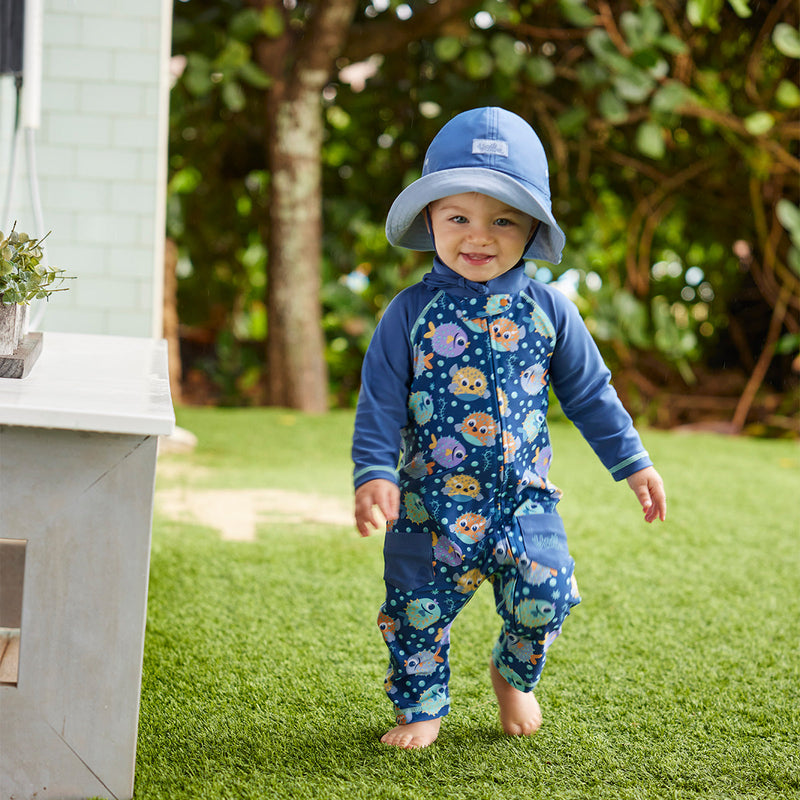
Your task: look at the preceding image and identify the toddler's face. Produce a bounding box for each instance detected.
[427,192,536,283]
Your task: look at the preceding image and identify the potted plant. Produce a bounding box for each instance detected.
[0,224,72,357]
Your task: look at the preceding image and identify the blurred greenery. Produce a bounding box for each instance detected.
[167,0,799,431]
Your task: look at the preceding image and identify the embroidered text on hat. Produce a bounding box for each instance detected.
[472,139,509,157]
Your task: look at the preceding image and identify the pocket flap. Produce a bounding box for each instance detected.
[383,531,434,592]
[515,513,571,568]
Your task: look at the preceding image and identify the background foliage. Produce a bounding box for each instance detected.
[167,0,799,433]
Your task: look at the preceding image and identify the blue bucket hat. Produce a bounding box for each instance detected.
[386,107,565,264]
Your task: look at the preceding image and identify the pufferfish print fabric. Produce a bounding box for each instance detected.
[396,290,560,533]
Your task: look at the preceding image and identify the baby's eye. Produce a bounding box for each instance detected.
[450,215,468,224]
[494,218,513,227]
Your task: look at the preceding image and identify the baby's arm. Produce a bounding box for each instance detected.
[626,466,667,523]
[354,478,400,538]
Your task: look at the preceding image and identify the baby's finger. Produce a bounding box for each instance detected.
[650,486,667,522]
[379,491,400,523]
[354,499,377,537]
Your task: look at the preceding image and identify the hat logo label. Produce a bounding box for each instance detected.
[472,138,508,157]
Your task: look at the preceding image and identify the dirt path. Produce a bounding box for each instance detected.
[156,487,354,541]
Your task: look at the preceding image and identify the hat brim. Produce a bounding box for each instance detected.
[386,167,565,264]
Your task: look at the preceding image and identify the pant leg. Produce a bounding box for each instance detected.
[489,515,581,691]
[378,584,461,724]
[379,529,486,724]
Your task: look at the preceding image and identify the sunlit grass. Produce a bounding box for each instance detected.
[135,409,800,799]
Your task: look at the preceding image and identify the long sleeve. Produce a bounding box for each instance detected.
[545,288,652,481]
[351,287,423,489]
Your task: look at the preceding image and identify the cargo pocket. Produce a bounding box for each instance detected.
[383,531,435,593]
[515,513,580,609]
[515,513,574,574]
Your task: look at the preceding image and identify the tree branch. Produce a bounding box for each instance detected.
[745,0,793,106]
[505,21,597,40]
[597,0,632,57]
[731,283,792,431]
[344,0,483,63]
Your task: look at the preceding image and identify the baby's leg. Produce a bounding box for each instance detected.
[489,659,542,736]
[489,551,580,736]
[377,585,464,748]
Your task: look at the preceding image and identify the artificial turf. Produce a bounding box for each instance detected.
[134,408,800,799]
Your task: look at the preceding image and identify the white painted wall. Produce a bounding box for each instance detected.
[0,0,173,338]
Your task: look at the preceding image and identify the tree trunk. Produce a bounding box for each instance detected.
[255,0,359,412]
[266,85,329,411]
[163,237,182,405]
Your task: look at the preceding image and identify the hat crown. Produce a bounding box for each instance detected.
[422,107,551,201]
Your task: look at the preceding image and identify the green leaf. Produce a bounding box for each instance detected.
[613,69,655,103]
[651,81,690,114]
[215,39,250,72]
[434,36,463,63]
[621,11,647,51]
[727,0,751,18]
[639,3,665,40]
[744,111,774,136]
[463,49,494,80]
[657,33,688,55]
[598,89,628,123]
[260,7,285,38]
[238,60,272,90]
[184,53,214,97]
[557,106,589,136]
[776,200,800,245]
[558,0,596,27]
[586,29,631,73]
[695,69,731,111]
[788,246,800,277]
[776,332,800,355]
[169,166,202,195]
[525,56,555,86]
[221,81,246,113]
[490,34,525,76]
[614,291,650,348]
[687,0,723,31]
[632,47,661,71]
[773,23,800,59]
[636,121,665,159]
[229,9,263,42]
[326,106,352,131]
[576,60,607,90]
[775,79,800,108]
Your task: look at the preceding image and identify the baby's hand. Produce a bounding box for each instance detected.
[626,466,667,523]
[354,478,400,537]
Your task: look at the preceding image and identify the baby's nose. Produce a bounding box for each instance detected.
[466,224,492,244]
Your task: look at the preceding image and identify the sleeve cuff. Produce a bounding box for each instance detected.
[354,465,400,489]
[609,452,652,481]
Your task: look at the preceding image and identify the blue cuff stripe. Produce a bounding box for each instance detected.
[353,465,399,482]
[609,452,649,475]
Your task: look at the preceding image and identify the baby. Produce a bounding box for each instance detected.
[352,107,666,749]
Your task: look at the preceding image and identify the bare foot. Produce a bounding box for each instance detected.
[380,718,442,749]
[490,660,542,736]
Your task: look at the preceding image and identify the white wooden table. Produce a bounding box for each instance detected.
[0,332,174,800]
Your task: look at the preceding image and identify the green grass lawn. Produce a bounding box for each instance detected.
[136,408,800,800]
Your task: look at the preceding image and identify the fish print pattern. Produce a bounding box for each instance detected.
[379,290,581,725]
